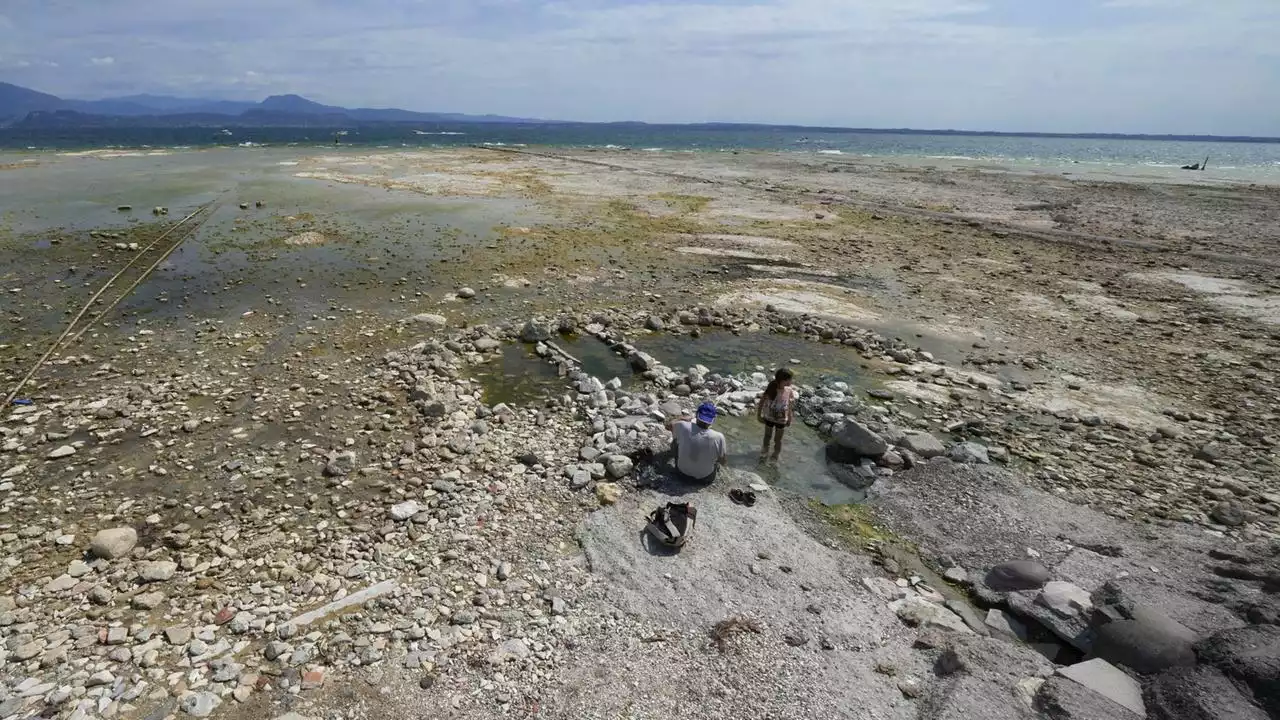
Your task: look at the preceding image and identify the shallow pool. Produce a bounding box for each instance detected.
[713,411,865,505]
[555,334,633,384]
[470,343,567,406]
[473,330,875,504]
[634,329,869,385]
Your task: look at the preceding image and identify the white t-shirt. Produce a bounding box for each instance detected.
[673,420,726,479]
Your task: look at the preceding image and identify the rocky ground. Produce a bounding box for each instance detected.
[1,147,1279,719]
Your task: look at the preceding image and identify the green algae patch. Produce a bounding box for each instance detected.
[652,193,712,214]
[815,502,914,552]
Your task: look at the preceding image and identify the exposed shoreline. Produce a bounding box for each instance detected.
[2,148,1278,719]
[5,137,1280,187]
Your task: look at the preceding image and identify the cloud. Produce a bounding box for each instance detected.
[0,0,1276,135]
[89,56,114,66]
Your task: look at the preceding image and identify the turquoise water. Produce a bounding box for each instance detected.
[3,124,1279,182]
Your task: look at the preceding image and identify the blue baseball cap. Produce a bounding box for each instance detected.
[696,402,718,424]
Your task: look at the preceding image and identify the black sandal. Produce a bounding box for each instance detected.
[729,489,757,507]
[646,502,697,548]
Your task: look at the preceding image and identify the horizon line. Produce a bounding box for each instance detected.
[583,121,1280,142]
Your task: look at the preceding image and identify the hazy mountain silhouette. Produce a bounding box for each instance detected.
[0,82,552,126]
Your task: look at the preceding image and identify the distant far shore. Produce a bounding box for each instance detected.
[4,114,1279,145]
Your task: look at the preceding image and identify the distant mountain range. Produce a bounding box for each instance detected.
[3,81,1278,142]
[0,82,552,128]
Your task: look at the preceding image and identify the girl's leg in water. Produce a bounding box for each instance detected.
[770,426,786,461]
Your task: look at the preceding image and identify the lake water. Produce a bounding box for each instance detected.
[2,124,1278,184]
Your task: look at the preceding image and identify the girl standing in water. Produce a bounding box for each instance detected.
[757,368,795,463]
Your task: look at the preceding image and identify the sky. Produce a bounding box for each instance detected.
[0,0,1277,135]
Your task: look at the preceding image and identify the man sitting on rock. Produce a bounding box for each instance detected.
[669,402,727,483]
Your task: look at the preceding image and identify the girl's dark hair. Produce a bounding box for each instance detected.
[763,367,794,400]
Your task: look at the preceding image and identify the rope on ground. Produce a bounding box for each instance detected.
[65,212,209,347]
[3,203,213,407]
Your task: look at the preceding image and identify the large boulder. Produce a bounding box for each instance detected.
[519,320,552,343]
[1035,674,1143,720]
[323,451,357,477]
[985,560,1051,592]
[879,423,907,447]
[389,501,420,522]
[889,596,973,634]
[1091,580,1139,624]
[658,400,684,418]
[1040,581,1093,618]
[1144,665,1268,720]
[90,527,138,560]
[404,313,447,327]
[1129,606,1197,644]
[1091,582,1198,646]
[899,432,946,459]
[1055,659,1145,717]
[947,441,990,464]
[1093,619,1196,674]
[984,609,1028,642]
[627,351,657,372]
[827,462,878,490]
[179,692,221,718]
[1210,500,1246,527]
[138,560,178,583]
[831,421,888,457]
[605,455,634,479]
[1008,581,1094,651]
[1196,624,1280,716]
